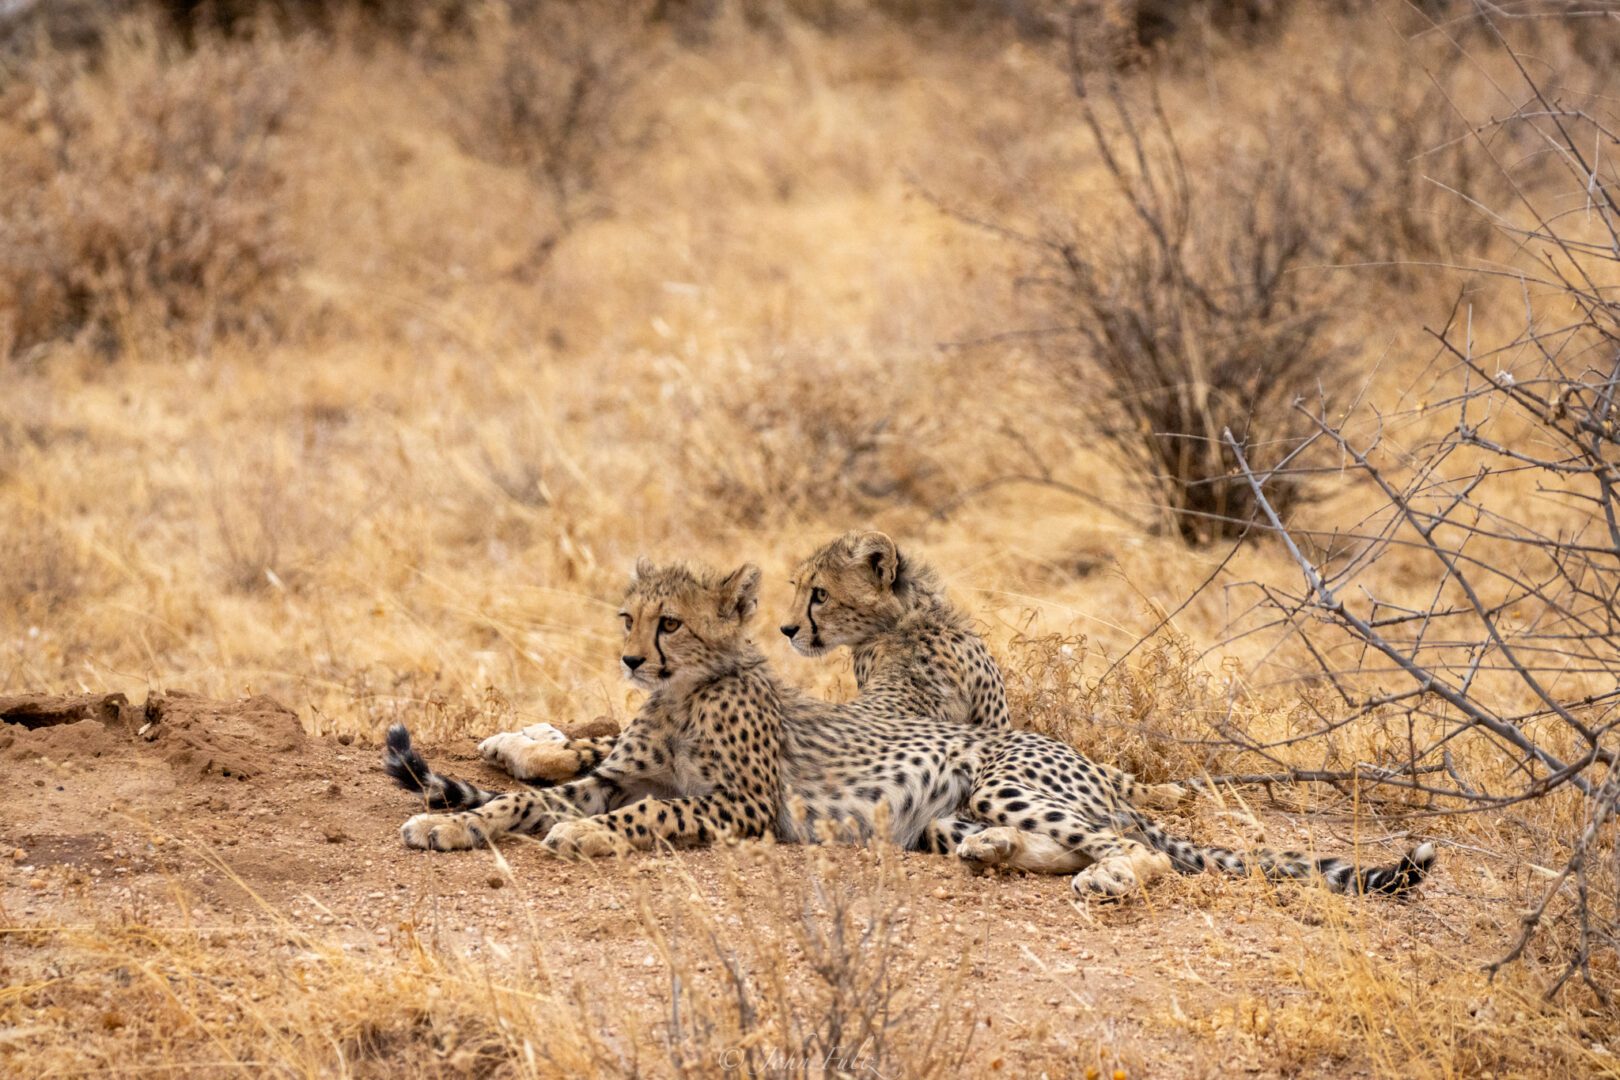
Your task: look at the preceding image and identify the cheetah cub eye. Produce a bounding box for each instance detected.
[810,587,828,604]
[659,616,682,633]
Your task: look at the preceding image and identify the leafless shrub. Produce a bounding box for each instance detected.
[1309,43,1501,269]
[1003,627,1235,782]
[158,0,474,43]
[945,28,1345,545]
[0,20,298,359]
[1103,0,1296,50]
[680,352,953,528]
[644,845,974,1080]
[436,1,662,280]
[1226,21,1619,999]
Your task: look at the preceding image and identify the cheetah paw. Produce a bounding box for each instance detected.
[955,826,1020,870]
[1071,856,1141,898]
[543,818,632,860]
[401,812,487,851]
[1071,850,1170,899]
[520,722,568,743]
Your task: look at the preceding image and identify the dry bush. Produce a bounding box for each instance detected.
[1003,626,1249,783]
[158,0,474,42]
[0,20,298,360]
[954,10,1525,546]
[994,74,1342,545]
[432,0,663,280]
[678,352,956,528]
[642,844,975,1080]
[764,0,1292,44]
[1307,43,1500,270]
[1104,0,1298,50]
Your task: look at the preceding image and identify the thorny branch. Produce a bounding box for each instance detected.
[1208,14,1619,998]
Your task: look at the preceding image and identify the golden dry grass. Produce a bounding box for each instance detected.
[2,2,1618,1075]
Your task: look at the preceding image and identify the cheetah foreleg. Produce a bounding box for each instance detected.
[543,794,769,858]
[401,776,614,850]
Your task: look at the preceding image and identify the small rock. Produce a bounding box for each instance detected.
[322,827,349,844]
[337,733,353,746]
[486,874,505,889]
[325,781,341,798]
[10,849,23,862]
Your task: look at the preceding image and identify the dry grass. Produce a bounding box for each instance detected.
[2,0,1618,1074]
[1,840,989,1078]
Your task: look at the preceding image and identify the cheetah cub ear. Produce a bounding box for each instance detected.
[631,556,657,582]
[715,563,762,622]
[852,531,898,588]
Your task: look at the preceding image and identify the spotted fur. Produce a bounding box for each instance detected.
[390,560,783,856]
[769,531,1434,899]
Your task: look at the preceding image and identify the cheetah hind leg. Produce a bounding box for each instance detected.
[955,826,1090,874]
[480,727,611,782]
[1070,834,1172,899]
[921,816,985,856]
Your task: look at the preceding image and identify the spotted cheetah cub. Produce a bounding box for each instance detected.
[387,559,782,855]
[773,532,1434,899]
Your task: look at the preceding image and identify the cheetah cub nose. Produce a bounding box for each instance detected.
[779,624,800,639]
[622,655,646,671]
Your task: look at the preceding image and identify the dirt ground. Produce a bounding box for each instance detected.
[0,691,1538,1078]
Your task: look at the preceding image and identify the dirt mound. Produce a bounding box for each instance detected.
[0,692,140,762]
[1,690,303,779]
[145,691,305,778]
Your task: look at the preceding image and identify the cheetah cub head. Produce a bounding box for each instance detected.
[619,559,762,689]
[783,531,934,656]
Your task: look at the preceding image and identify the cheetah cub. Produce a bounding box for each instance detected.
[387,559,782,856]
[772,532,1434,899]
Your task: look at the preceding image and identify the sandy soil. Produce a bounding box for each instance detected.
[1,692,1505,1077]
